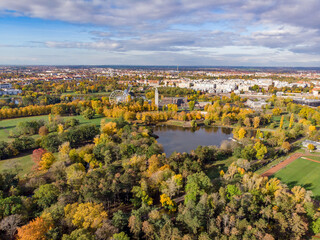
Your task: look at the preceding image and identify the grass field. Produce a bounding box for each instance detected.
[273,156,320,197]
[0,152,35,177]
[269,114,290,129]
[0,114,113,176]
[0,114,109,141]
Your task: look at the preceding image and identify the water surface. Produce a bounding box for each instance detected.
[153,125,233,156]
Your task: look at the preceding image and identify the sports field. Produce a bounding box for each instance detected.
[273,156,320,197]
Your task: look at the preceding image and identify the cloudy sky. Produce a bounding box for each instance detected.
[0,0,320,66]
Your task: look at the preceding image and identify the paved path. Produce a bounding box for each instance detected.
[261,153,305,177]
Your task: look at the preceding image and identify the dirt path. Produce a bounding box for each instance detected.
[261,153,305,177]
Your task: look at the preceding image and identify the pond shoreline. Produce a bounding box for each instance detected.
[153,125,233,156]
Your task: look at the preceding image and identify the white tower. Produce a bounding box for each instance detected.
[155,88,159,107]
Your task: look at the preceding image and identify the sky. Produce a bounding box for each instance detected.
[0,0,320,66]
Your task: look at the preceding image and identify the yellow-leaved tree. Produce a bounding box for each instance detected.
[64,202,108,230]
[238,128,246,139]
[101,121,117,135]
[39,152,55,170]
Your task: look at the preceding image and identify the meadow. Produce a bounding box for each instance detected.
[0,114,105,141]
[0,114,111,176]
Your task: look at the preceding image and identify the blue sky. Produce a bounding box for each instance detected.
[0,0,320,66]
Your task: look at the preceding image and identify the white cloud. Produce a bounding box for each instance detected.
[1,0,320,65]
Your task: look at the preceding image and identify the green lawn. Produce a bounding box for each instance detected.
[0,114,109,141]
[0,114,113,176]
[269,113,290,129]
[0,153,34,178]
[273,156,320,197]
[0,152,60,178]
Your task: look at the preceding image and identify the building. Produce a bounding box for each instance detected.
[302,140,320,150]
[0,83,12,89]
[0,89,22,95]
[160,97,188,108]
[245,99,268,109]
[293,98,320,107]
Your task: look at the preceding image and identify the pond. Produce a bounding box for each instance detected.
[153,125,233,156]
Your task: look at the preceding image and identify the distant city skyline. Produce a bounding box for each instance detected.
[0,0,320,66]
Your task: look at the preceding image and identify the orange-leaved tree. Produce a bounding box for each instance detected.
[16,217,53,240]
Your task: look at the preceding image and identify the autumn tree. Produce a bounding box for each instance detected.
[254,142,268,160]
[289,113,294,128]
[31,148,47,170]
[39,152,55,170]
[64,202,108,230]
[244,117,251,127]
[272,107,282,116]
[308,144,315,151]
[38,126,48,136]
[279,115,284,129]
[160,194,177,212]
[253,116,260,128]
[16,217,53,240]
[238,128,246,139]
[281,141,291,153]
[309,125,316,135]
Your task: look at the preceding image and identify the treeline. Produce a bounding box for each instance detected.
[103,106,203,124]
[0,101,90,120]
[0,137,36,160]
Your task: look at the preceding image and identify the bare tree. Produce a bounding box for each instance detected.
[0,214,24,240]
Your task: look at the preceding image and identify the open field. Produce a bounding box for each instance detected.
[273,156,320,197]
[0,114,108,141]
[0,152,35,177]
[0,115,112,176]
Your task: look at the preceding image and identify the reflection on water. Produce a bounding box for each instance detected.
[153,125,233,156]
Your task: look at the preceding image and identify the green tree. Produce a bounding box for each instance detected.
[34,184,59,209]
[190,120,197,128]
[81,108,95,120]
[185,172,212,204]
[62,229,95,240]
[0,197,25,219]
[112,232,130,240]
[188,101,195,111]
